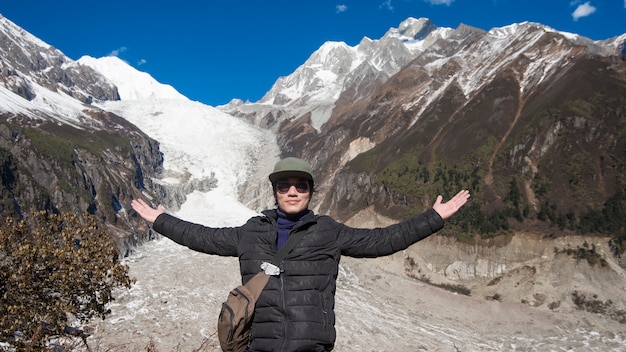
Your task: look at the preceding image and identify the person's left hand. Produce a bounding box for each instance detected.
[432,189,470,220]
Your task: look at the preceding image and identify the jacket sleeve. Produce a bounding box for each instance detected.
[336,208,444,258]
[152,213,240,257]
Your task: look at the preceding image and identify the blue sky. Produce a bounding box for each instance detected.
[2,0,624,106]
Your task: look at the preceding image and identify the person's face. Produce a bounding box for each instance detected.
[275,177,311,214]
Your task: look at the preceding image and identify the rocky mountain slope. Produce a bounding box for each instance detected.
[223,19,625,233]
[0,15,165,252]
[219,17,626,331]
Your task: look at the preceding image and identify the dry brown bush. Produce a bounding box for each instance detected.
[0,211,133,351]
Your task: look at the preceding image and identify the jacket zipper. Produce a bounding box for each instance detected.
[267,217,288,352]
[273,217,313,351]
[279,226,292,351]
[279,224,301,352]
[279,272,287,351]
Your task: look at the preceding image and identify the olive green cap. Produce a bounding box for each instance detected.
[268,157,314,183]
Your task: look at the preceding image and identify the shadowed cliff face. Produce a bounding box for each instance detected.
[0,15,169,253]
[0,112,164,254]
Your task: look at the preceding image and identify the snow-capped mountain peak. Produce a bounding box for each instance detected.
[0,14,51,52]
[386,17,438,43]
[77,56,188,101]
[235,17,443,131]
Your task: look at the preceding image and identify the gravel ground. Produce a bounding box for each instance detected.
[85,237,626,352]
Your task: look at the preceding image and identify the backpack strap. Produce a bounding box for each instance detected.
[261,222,316,275]
[273,223,315,263]
[244,271,270,297]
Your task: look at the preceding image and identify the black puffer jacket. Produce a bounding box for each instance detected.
[152,207,444,352]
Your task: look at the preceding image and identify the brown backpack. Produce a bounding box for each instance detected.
[217,223,315,352]
[217,271,269,352]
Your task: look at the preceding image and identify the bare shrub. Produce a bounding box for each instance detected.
[0,211,134,350]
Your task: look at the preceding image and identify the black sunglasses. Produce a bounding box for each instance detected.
[275,181,310,194]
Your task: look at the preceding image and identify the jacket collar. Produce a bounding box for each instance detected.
[262,208,316,225]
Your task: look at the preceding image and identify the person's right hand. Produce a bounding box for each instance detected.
[131,199,165,224]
